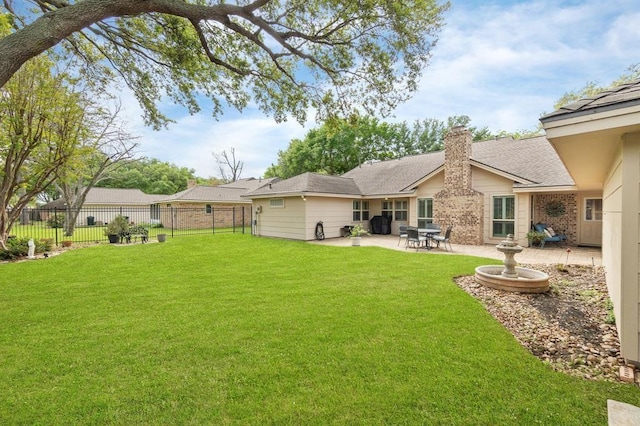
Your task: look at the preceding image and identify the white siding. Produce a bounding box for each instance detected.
[253,197,306,240]
[618,133,640,361]
[305,197,353,239]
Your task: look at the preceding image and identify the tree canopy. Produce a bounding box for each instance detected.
[553,63,640,110]
[96,158,198,194]
[264,115,494,179]
[1,0,449,128]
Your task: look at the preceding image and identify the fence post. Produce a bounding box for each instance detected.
[170,207,174,238]
[212,207,215,235]
[54,207,59,246]
[241,206,245,234]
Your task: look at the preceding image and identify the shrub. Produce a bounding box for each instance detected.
[0,237,54,260]
[46,214,65,228]
[104,215,129,236]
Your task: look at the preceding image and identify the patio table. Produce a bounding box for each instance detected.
[418,228,440,250]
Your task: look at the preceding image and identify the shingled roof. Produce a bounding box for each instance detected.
[245,172,361,197]
[244,135,574,198]
[541,78,640,122]
[161,186,252,203]
[42,188,167,208]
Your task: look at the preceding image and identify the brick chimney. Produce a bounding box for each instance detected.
[187,179,197,189]
[433,126,484,245]
[444,125,473,192]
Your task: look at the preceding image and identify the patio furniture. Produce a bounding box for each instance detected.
[398,225,408,246]
[406,227,428,251]
[533,223,566,248]
[431,226,453,252]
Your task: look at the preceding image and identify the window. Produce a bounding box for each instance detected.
[205,204,212,214]
[382,201,393,221]
[417,198,433,229]
[352,201,370,221]
[585,198,602,221]
[492,195,515,237]
[394,200,408,221]
[269,198,285,208]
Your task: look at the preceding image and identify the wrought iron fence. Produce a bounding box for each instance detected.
[10,206,249,246]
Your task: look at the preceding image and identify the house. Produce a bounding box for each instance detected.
[245,127,595,249]
[157,178,276,230]
[540,78,640,365]
[40,187,167,226]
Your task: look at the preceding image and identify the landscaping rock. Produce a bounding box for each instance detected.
[455,264,638,384]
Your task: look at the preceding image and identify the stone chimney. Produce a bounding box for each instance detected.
[444,125,473,192]
[433,126,484,245]
[187,179,197,189]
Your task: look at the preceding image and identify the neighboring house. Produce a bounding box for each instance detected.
[541,78,640,365]
[157,178,276,230]
[40,187,167,226]
[245,127,595,248]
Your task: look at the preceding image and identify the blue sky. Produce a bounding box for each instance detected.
[121,0,640,179]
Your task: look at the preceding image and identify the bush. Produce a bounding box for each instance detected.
[46,214,65,228]
[0,237,54,260]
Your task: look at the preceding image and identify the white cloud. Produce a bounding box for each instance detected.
[117,0,640,178]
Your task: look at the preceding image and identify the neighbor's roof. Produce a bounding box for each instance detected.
[541,78,640,122]
[161,186,251,203]
[244,136,574,198]
[217,177,278,190]
[41,188,167,208]
[245,172,361,197]
[161,177,276,203]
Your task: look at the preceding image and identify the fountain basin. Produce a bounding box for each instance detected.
[475,266,550,293]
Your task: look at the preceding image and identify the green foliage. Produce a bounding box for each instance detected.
[554,63,640,110]
[526,231,546,246]
[349,223,369,237]
[0,237,51,260]
[46,214,65,229]
[265,115,496,178]
[97,158,197,194]
[0,236,638,423]
[605,298,616,325]
[0,54,87,248]
[104,215,129,236]
[1,0,450,128]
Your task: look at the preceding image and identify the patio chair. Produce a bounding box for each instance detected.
[533,223,567,248]
[406,227,427,251]
[431,226,453,252]
[398,224,408,246]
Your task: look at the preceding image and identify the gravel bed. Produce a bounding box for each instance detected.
[455,264,637,384]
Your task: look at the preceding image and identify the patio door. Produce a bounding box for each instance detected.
[579,195,602,246]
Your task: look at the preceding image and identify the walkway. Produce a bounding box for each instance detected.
[309,235,602,266]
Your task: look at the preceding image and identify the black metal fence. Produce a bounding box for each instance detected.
[11,206,250,246]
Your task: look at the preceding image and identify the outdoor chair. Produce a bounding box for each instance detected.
[533,223,567,248]
[431,226,453,252]
[406,227,427,251]
[398,224,408,246]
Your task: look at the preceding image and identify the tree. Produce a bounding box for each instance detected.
[553,63,640,110]
[264,115,494,179]
[56,101,138,237]
[0,58,83,249]
[96,158,198,194]
[213,147,243,183]
[1,0,449,128]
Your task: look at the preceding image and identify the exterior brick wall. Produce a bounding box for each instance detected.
[159,203,250,230]
[434,126,485,245]
[532,193,578,245]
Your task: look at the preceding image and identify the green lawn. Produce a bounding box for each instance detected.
[1,235,638,424]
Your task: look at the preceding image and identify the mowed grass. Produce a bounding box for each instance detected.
[1,235,638,424]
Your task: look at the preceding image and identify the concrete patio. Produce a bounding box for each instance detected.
[309,235,602,267]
